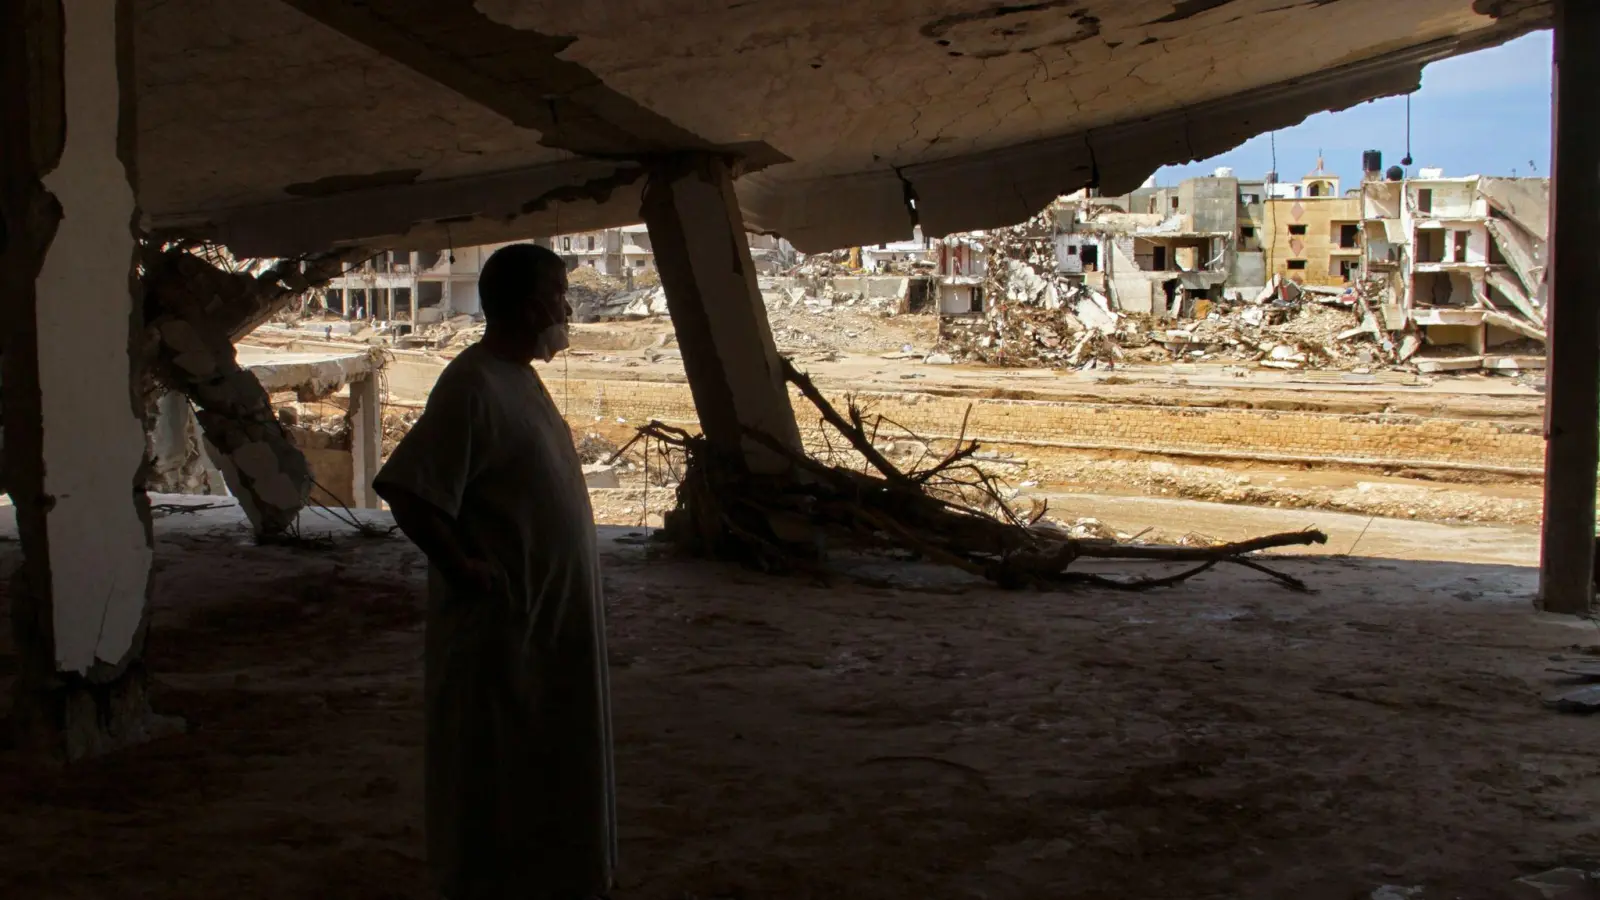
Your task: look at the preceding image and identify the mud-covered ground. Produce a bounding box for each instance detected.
[1,499,1597,899]
[252,307,1550,530]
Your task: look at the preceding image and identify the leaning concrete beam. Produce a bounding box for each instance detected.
[1486,268,1545,329]
[643,155,802,474]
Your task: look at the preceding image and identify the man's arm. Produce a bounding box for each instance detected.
[379,483,498,594]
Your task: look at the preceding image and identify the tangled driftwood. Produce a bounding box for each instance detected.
[615,358,1327,591]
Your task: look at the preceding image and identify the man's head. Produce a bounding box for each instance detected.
[478,243,571,361]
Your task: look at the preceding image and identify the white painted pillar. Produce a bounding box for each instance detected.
[1539,0,1600,615]
[1,0,164,758]
[642,155,801,473]
[348,375,382,509]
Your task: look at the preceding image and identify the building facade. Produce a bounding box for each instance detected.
[1358,170,1549,362]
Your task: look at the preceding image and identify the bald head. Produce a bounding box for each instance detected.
[479,243,568,327]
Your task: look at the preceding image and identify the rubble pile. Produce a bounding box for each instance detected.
[397,314,484,350]
[939,212,1136,368]
[942,219,1408,372]
[381,407,420,459]
[1149,287,1387,370]
[567,266,669,322]
[790,250,856,277]
[765,303,932,356]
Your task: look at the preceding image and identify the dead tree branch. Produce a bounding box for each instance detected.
[635,359,1327,593]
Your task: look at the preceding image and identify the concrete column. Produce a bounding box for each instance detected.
[1539,0,1600,615]
[348,375,382,509]
[642,155,802,473]
[1,0,169,758]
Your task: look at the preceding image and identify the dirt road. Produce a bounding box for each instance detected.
[248,312,1552,531]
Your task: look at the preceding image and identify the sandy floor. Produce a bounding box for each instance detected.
[2,498,1598,899]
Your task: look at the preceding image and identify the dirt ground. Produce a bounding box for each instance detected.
[249,307,1549,530]
[2,498,1598,899]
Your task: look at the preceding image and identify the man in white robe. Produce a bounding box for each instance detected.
[375,243,616,899]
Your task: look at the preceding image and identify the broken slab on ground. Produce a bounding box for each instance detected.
[236,345,387,511]
[142,245,367,535]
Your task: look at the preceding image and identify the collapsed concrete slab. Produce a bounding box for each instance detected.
[141,245,365,535]
[236,346,387,510]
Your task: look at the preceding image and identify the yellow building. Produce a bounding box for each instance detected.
[1264,195,1362,286]
[1263,159,1362,286]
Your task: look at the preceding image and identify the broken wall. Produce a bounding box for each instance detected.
[1187,178,1240,236]
[1228,251,1267,290]
[1409,181,1485,219]
[147,391,227,495]
[1110,238,1156,314]
[1479,177,1551,242]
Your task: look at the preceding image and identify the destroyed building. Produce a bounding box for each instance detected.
[947,149,1551,375]
[1358,165,1549,372]
[8,1,1600,892]
[324,245,499,325]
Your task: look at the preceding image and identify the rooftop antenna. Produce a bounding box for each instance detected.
[1401,93,1414,167]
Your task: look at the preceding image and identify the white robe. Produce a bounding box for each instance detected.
[375,343,616,899]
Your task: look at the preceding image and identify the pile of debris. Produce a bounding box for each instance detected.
[939,211,1137,368]
[941,226,1415,371]
[394,313,484,350]
[567,266,669,322]
[790,250,857,277]
[1147,280,1395,370]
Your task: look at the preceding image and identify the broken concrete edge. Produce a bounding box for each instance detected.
[242,346,386,396]
[133,6,1548,262]
[0,0,169,763]
[144,249,324,536]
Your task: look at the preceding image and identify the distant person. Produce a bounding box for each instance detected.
[374,243,615,899]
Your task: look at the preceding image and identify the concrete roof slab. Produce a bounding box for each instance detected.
[131,0,1552,254]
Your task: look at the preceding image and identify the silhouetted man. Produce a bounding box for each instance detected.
[376,243,615,899]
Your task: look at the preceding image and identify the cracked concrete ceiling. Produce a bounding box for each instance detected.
[133,0,1552,255]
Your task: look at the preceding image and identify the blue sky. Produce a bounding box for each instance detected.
[1153,30,1553,190]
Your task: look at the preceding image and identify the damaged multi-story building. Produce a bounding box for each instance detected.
[961,149,1550,373]
[1357,161,1549,371]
